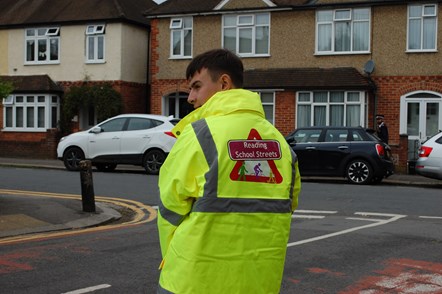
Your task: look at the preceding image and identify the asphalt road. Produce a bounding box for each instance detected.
[0,167,441,293]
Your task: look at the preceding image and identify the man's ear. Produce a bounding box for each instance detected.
[220,74,233,90]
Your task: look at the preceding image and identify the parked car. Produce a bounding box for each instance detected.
[57,114,179,174]
[415,131,442,180]
[285,126,394,184]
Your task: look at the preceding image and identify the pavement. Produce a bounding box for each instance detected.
[0,157,441,241]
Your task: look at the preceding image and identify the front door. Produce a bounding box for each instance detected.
[401,92,442,160]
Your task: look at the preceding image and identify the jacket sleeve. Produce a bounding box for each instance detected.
[291,160,301,212]
[157,125,209,257]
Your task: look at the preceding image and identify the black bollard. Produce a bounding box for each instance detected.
[79,160,96,212]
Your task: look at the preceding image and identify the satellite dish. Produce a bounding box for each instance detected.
[363,60,375,75]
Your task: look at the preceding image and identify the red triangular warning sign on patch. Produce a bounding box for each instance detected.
[229,129,283,183]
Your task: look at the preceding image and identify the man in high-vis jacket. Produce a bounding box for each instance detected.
[157,49,301,294]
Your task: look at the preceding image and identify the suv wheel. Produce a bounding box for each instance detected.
[143,149,166,175]
[96,163,117,172]
[346,159,373,184]
[63,147,85,171]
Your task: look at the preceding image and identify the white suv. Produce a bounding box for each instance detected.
[57,114,179,174]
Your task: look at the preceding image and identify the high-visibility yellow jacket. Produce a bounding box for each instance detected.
[158,89,301,294]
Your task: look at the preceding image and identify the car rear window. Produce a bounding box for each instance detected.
[294,129,322,143]
[170,119,181,125]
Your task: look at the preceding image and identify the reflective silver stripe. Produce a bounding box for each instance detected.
[157,284,174,294]
[193,197,292,213]
[192,119,292,214]
[192,119,218,199]
[158,202,186,227]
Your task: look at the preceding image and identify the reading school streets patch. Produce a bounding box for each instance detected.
[228,128,282,183]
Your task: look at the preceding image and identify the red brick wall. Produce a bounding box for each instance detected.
[275,91,296,136]
[0,129,60,159]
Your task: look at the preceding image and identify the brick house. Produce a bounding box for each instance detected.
[0,0,157,158]
[145,0,442,173]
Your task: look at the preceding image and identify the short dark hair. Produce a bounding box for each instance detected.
[186,49,244,88]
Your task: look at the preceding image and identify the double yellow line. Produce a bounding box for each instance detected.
[0,189,157,245]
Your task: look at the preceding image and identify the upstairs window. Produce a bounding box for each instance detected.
[170,17,192,58]
[25,28,60,64]
[316,8,370,54]
[408,4,437,51]
[86,24,106,63]
[223,13,270,57]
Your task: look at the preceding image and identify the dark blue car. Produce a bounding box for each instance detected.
[286,126,394,184]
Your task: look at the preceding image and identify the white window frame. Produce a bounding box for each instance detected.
[407,4,438,52]
[222,13,270,57]
[25,27,60,64]
[258,91,275,125]
[315,8,370,55]
[2,94,60,132]
[170,17,193,59]
[296,91,366,128]
[85,24,106,64]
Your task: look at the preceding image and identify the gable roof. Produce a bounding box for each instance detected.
[144,0,420,17]
[0,75,63,94]
[244,67,371,90]
[144,0,310,17]
[0,0,157,28]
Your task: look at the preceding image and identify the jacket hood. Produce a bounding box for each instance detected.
[171,89,264,137]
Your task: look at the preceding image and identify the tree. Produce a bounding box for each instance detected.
[0,78,14,99]
[60,83,123,134]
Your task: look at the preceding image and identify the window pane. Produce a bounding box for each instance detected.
[27,108,34,127]
[313,92,327,103]
[255,26,269,54]
[261,93,273,103]
[224,28,236,51]
[224,15,236,26]
[183,17,192,28]
[335,10,350,20]
[27,96,34,103]
[127,118,152,131]
[97,36,104,59]
[335,22,351,51]
[330,92,344,102]
[409,5,421,17]
[330,105,344,126]
[426,103,439,136]
[314,106,326,126]
[256,14,269,25]
[238,15,253,25]
[263,105,273,123]
[26,40,35,61]
[407,103,420,135]
[38,39,47,61]
[16,107,23,127]
[353,22,369,51]
[297,105,311,127]
[172,31,181,55]
[51,106,57,128]
[347,92,360,102]
[298,93,311,102]
[353,8,369,20]
[184,30,192,56]
[409,19,421,49]
[49,39,58,60]
[88,37,95,59]
[5,107,12,127]
[318,24,332,51]
[38,107,45,128]
[346,105,360,126]
[38,96,45,103]
[423,18,436,49]
[317,11,332,22]
[239,28,252,54]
